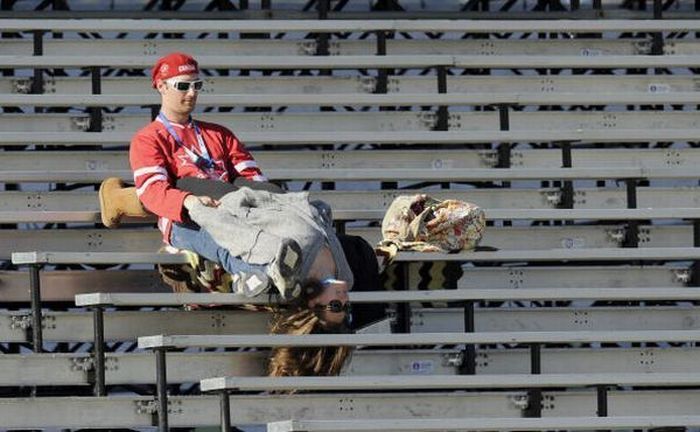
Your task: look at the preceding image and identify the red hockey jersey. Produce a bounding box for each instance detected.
[129,117,266,243]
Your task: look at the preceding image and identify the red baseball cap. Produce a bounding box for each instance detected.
[151,52,199,88]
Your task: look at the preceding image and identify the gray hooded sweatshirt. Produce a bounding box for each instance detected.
[188,187,354,288]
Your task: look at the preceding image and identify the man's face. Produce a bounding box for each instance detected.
[157,73,200,117]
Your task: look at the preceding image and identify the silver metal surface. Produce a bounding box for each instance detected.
[3,19,700,33]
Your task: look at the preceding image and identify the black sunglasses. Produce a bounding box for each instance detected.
[313,300,351,314]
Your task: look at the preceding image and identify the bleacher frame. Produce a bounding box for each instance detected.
[4,13,700,431]
[135,328,700,431]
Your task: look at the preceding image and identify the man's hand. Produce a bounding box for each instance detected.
[184,195,220,211]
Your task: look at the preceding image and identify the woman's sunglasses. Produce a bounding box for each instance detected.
[167,79,204,92]
[314,300,351,314]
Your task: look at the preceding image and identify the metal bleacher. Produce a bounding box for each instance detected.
[3,3,700,430]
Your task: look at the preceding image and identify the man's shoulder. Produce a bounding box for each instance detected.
[135,120,162,135]
[197,120,234,136]
[131,121,165,144]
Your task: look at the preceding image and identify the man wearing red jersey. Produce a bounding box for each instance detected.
[128,52,299,297]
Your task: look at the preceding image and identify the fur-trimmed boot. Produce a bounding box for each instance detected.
[99,177,150,228]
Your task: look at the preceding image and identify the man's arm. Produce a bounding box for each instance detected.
[224,132,267,182]
[129,134,192,223]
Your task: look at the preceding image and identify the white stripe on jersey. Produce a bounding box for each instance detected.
[134,165,168,180]
[136,174,168,196]
[234,160,259,172]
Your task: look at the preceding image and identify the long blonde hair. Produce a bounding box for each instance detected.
[267,284,352,377]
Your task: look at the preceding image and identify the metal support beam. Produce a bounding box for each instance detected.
[205,0,236,11]
[92,306,106,397]
[90,66,103,132]
[220,391,232,432]
[560,142,574,210]
[624,180,640,248]
[459,301,476,375]
[461,0,489,11]
[435,66,448,131]
[317,0,328,19]
[394,263,411,334]
[524,343,542,418]
[29,264,43,353]
[498,105,510,132]
[597,384,609,416]
[375,31,388,94]
[651,0,664,55]
[692,220,700,287]
[497,105,512,181]
[314,35,328,56]
[596,384,610,432]
[373,30,395,195]
[31,30,44,96]
[156,348,169,432]
[1,0,18,10]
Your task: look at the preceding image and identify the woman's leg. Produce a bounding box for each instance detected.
[175,178,300,298]
[170,222,271,297]
[186,200,302,299]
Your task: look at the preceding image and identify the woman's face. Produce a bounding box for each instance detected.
[307,279,350,326]
[306,246,350,326]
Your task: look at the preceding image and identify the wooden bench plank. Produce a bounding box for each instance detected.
[4,54,700,70]
[6,148,700,172]
[0,310,270,343]
[1,347,698,385]
[458,265,690,289]
[413,306,700,333]
[0,179,699,218]
[2,209,700,224]
[1,224,695,258]
[475,346,700,375]
[201,372,700,392]
[267,416,700,432]
[75,287,700,307]
[0,392,539,428]
[394,247,700,262]
[3,129,700,147]
[14,247,700,266]
[3,166,700,182]
[4,264,677,303]
[5,306,695,342]
[4,76,699,100]
[3,19,700,33]
[138,330,700,350]
[1,392,698,428]
[0,349,462,386]
[3,92,700,108]
[0,270,167,303]
[1,38,651,57]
